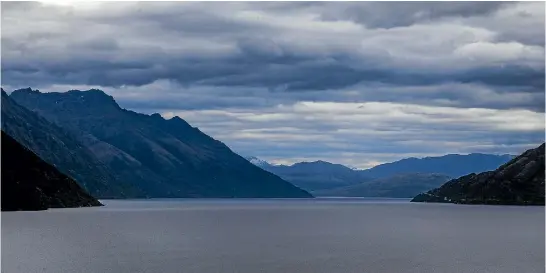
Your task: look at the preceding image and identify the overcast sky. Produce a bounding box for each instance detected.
[2,1,545,168]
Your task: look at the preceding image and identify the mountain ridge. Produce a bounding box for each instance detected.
[359,153,515,179]
[411,143,545,205]
[249,158,370,191]
[2,89,144,198]
[10,88,312,198]
[245,153,515,194]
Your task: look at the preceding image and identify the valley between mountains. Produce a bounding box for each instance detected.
[2,88,544,210]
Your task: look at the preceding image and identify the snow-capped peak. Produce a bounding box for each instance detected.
[245,156,271,167]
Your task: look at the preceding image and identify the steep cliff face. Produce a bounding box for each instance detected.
[1,131,102,211]
[412,144,545,205]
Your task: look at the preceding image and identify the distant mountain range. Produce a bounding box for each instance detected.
[359,153,515,179]
[5,88,311,199]
[246,154,515,197]
[412,143,545,205]
[314,173,451,198]
[246,158,371,191]
[1,131,102,211]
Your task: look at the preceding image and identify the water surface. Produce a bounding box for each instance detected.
[2,198,544,273]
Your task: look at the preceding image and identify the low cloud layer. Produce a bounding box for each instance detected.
[2,1,544,168]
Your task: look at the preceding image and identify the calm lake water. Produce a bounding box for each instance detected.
[2,198,544,273]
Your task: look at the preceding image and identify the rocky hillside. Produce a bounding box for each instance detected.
[1,131,102,211]
[10,88,312,198]
[411,144,545,205]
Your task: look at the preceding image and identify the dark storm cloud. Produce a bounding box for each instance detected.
[317,2,510,28]
[458,65,545,92]
[2,2,544,105]
[1,1,544,166]
[2,44,543,107]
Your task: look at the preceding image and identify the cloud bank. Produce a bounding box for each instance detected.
[2,1,544,168]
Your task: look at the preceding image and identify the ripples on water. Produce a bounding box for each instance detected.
[2,198,544,273]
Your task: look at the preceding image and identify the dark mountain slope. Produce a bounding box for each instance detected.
[411,144,545,205]
[1,89,143,198]
[1,131,102,211]
[360,153,514,179]
[10,88,311,198]
[315,173,451,198]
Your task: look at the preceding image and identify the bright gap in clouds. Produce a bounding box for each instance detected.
[37,0,102,9]
[157,101,544,169]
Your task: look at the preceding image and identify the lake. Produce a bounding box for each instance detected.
[2,198,544,273]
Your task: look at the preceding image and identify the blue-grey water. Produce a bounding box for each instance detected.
[2,198,544,273]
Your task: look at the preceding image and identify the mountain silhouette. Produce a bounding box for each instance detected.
[412,144,545,205]
[10,88,312,198]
